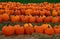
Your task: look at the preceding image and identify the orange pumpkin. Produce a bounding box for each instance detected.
[14,24,24,35]
[41,15,46,21]
[45,25,54,35]
[29,15,35,23]
[20,9,25,14]
[34,25,44,34]
[25,9,33,15]
[54,25,60,34]
[2,13,9,21]
[33,10,40,15]
[45,10,51,16]
[24,23,34,35]
[10,15,20,22]
[20,15,25,22]
[52,10,58,16]
[36,16,43,22]
[10,10,14,15]
[22,15,29,23]
[0,9,4,14]
[40,10,45,16]
[44,16,52,23]
[5,9,11,15]
[41,24,50,29]
[24,23,29,29]
[15,10,21,15]
[2,25,15,36]
[52,17,59,23]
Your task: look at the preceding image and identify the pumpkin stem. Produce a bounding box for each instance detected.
[48,24,52,28]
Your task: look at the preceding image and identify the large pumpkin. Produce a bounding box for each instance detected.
[44,25,54,35]
[14,24,24,35]
[34,25,44,34]
[2,25,15,36]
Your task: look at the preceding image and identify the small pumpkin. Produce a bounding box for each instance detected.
[52,10,58,16]
[52,17,59,23]
[45,10,51,16]
[44,16,52,23]
[41,24,50,29]
[24,23,34,35]
[36,16,43,23]
[15,10,21,15]
[21,15,29,23]
[25,9,33,15]
[54,25,60,34]
[40,10,45,16]
[2,13,9,21]
[14,24,24,35]
[0,9,4,14]
[29,15,35,23]
[45,25,54,35]
[2,25,15,36]
[34,25,44,34]
[20,9,25,14]
[10,15,20,22]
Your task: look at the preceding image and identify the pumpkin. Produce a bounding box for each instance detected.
[25,9,33,15]
[0,9,4,14]
[52,17,59,23]
[34,25,44,34]
[41,24,50,29]
[2,25,15,36]
[14,24,24,35]
[10,10,14,15]
[52,10,58,16]
[40,10,45,16]
[24,23,34,35]
[2,13,9,21]
[54,25,60,34]
[15,10,21,15]
[5,9,11,15]
[10,15,20,22]
[29,15,35,23]
[20,9,25,14]
[41,15,46,21]
[45,10,51,16]
[33,10,40,15]
[45,25,54,35]
[44,16,52,23]
[24,23,29,29]
[36,16,43,23]
[22,15,29,23]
